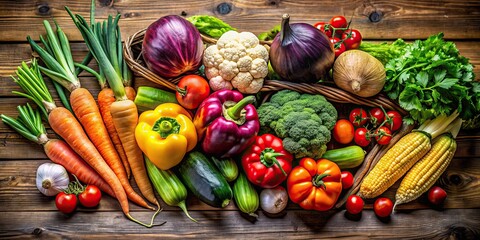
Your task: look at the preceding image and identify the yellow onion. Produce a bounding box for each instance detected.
[269,14,335,83]
[333,50,386,97]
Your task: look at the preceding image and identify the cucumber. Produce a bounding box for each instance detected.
[134,86,177,112]
[145,157,196,222]
[321,145,366,169]
[178,151,233,208]
[233,173,259,218]
[211,156,239,182]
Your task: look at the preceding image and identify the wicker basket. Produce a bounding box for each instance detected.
[124,28,407,115]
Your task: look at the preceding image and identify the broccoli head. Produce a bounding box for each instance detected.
[257,90,337,159]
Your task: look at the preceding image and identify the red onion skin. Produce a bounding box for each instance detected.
[270,15,335,83]
[143,15,204,79]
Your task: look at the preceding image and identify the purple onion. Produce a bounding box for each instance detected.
[142,15,204,79]
[270,14,335,83]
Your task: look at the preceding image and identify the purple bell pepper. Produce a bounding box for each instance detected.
[193,89,259,158]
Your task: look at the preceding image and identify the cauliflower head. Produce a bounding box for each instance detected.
[257,90,338,159]
[203,31,269,94]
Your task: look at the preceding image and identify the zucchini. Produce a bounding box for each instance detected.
[321,145,366,169]
[233,173,259,218]
[145,157,196,222]
[178,151,233,208]
[211,156,239,182]
[134,86,177,112]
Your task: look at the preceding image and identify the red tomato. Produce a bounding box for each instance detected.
[354,127,371,147]
[428,186,447,206]
[330,37,346,58]
[329,15,348,35]
[349,108,368,127]
[55,192,77,214]
[375,126,392,145]
[373,197,393,218]
[176,75,211,110]
[384,110,403,132]
[313,21,333,37]
[369,107,385,127]
[346,195,364,215]
[341,171,354,189]
[333,119,355,144]
[79,185,102,208]
[342,29,362,49]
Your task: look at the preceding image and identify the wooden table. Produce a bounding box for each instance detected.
[1,0,479,239]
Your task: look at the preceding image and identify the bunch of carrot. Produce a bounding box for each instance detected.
[4,0,163,228]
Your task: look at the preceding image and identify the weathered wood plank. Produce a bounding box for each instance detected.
[0,0,479,42]
[0,157,479,212]
[0,209,478,239]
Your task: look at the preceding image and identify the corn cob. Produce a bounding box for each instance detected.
[395,133,456,205]
[358,111,459,199]
[359,131,431,199]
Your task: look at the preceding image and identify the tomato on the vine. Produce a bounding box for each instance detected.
[428,186,447,206]
[313,21,333,37]
[369,107,385,127]
[176,74,211,110]
[349,108,368,127]
[341,171,354,189]
[342,29,362,49]
[375,126,392,145]
[330,37,346,58]
[374,197,393,218]
[79,185,102,208]
[354,127,371,147]
[384,110,403,132]
[346,195,364,215]
[329,16,348,35]
[333,119,355,144]
[55,192,77,214]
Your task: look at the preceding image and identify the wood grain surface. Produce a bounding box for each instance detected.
[0,0,479,239]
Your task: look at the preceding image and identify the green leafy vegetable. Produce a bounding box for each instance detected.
[360,33,479,126]
[187,15,236,38]
[258,25,280,41]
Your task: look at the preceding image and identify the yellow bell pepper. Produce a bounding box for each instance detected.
[135,103,197,170]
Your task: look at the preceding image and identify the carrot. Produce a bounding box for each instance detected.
[67,7,159,207]
[97,85,136,179]
[28,21,154,211]
[48,106,131,212]
[70,87,154,210]
[0,103,115,198]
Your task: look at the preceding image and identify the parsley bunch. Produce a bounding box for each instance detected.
[361,33,479,125]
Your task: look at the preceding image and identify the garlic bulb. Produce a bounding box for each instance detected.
[36,163,70,196]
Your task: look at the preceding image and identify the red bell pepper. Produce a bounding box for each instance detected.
[241,134,293,188]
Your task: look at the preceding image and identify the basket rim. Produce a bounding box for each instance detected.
[123,28,407,115]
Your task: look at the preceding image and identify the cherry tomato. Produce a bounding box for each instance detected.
[342,29,363,50]
[341,171,354,189]
[55,192,77,214]
[373,197,393,218]
[369,107,385,127]
[330,37,346,58]
[354,127,371,147]
[346,195,364,215]
[375,126,392,145]
[176,74,211,110]
[329,15,348,35]
[428,186,447,206]
[349,108,368,127]
[313,21,333,37]
[384,110,403,132]
[333,119,355,144]
[79,185,102,208]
